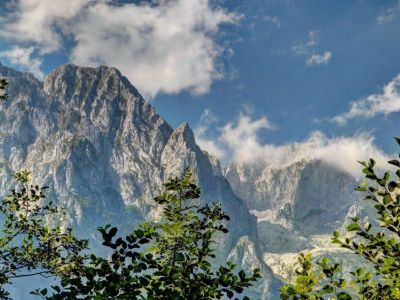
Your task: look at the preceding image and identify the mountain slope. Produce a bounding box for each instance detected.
[225,147,365,295]
[226,156,359,235]
[0,63,276,299]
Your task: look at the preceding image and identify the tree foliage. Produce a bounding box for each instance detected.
[32,169,261,299]
[0,171,87,300]
[280,137,400,299]
[0,78,7,101]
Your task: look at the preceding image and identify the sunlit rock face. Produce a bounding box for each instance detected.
[0,62,372,299]
[0,64,274,299]
[225,148,367,294]
[226,157,359,235]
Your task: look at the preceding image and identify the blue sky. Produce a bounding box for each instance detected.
[0,0,400,169]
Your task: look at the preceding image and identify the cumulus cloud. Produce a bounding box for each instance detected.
[0,0,238,98]
[331,74,400,125]
[195,111,275,161]
[306,51,332,66]
[0,0,91,53]
[0,46,44,79]
[195,113,389,177]
[219,114,275,162]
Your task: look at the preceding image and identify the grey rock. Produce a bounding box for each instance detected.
[226,158,359,235]
[0,64,274,299]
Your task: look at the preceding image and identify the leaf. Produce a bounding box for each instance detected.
[40,288,48,296]
[383,195,393,205]
[337,292,352,300]
[346,223,359,232]
[388,159,400,167]
[358,160,367,167]
[369,158,376,167]
[388,181,398,192]
[108,227,118,238]
[364,221,372,232]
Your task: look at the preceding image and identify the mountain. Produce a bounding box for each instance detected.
[0,63,368,299]
[225,149,364,290]
[225,154,359,235]
[0,63,277,299]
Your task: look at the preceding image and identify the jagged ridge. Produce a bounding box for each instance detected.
[0,64,276,299]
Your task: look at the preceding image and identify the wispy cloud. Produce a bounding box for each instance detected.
[292,30,319,55]
[331,74,400,125]
[306,51,332,66]
[377,1,400,24]
[263,16,281,28]
[194,109,226,159]
[0,0,238,98]
[292,30,332,66]
[0,46,44,79]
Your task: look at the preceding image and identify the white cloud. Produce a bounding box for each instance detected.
[0,0,237,98]
[331,74,400,125]
[263,16,281,28]
[292,132,389,178]
[377,1,400,24]
[292,30,332,67]
[0,46,44,79]
[195,109,226,158]
[0,0,91,53]
[195,113,389,178]
[306,51,332,66]
[219,114,275,162]
[292,30,319,55]
[195,111,275,161]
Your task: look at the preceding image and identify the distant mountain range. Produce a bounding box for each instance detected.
[0,63,365,299]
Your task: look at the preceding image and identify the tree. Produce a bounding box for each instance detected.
[0,78,8,101]
[0,171,87,300]
[34,169,261,299]
[280,137,400,300]
[0,78,88,298]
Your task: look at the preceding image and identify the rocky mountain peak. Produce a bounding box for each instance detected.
[43,64,142,106]
[0,63,276,299]
[226,156,358,235]
[0,63,43,100]
[170,122,197,148]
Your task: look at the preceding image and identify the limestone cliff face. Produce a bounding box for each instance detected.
[226,157,359,235]
[1,62,368,299]
[225,147,365,295]
[0,64,273,299]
